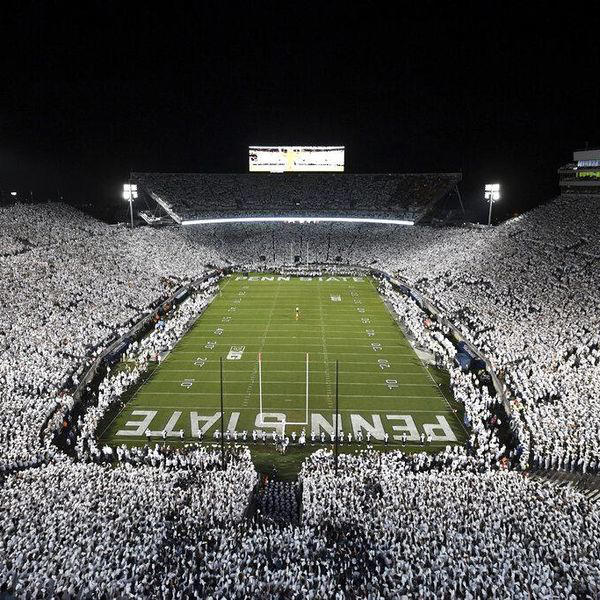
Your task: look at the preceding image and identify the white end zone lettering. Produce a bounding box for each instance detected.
[310,413,342,436]
[423,415,458,442]
[255,413,286,436]
[350,414,385,440]
[116,410,157,437]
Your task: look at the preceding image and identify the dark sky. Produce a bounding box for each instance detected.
[1,1,599,222]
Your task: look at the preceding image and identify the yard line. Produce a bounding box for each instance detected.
[170,349,416,355]
[219,276,234,292]
[177,336,407,342]
[164,369,430,375]
[164,359,422,366]
[150,379,438,387]
[131,392,446,399]
[118,405,451,413]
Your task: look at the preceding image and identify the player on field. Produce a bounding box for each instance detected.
[295,306,300,320]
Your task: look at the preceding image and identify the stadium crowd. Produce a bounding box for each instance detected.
[381,196,600,474]
[0,449,256,599]
[1,447,598,598]
[0,192,599,597]
[299,449,600,598]
[133,171,460,221]
[0,202,220,472]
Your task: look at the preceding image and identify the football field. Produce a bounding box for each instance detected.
[99,273,466,451]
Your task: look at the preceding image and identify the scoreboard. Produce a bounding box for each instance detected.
[249,146,345,173]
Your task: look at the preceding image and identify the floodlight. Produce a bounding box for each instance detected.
[123,182,137,229]
[484,183,501,201]
[10,191,17,196]
[122,183,138,201]
[484,183,501,225]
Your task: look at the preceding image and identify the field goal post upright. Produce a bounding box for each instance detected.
[257,352,309,428]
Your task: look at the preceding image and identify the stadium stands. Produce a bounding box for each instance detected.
[0,203,219,471]
[133,172,461,223]
[0,449,256,598]
[1,448,597,597]
[1,191,600,597]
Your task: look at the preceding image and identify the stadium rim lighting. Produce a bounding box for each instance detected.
[181,216,415,226]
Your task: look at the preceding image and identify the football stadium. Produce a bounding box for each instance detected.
[2,6,600,598]
[98,272,467,470]
[2,148,600,597]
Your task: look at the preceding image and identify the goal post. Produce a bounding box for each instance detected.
[258,351,263,417]
[257,352,309,427]
[305,351,309,424]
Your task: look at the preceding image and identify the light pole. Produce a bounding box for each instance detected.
[123,182,138,229]
[220,356,225,470]
[484,183,500,226]
[334,360,339,476]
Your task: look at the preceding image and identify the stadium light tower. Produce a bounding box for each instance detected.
[484,183,501,226]
[123,182,138,229]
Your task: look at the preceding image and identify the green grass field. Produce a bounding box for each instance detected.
[98,273,466,472]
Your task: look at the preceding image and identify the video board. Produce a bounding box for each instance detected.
[249,146,345,172]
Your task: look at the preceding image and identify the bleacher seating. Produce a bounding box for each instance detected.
[133,172,461,223]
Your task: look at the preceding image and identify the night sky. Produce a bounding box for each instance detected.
[1,1,599,223]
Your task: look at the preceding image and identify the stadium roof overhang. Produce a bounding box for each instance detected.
[180,216,415,226]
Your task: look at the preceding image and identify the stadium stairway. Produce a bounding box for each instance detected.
[527,468,600,504]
